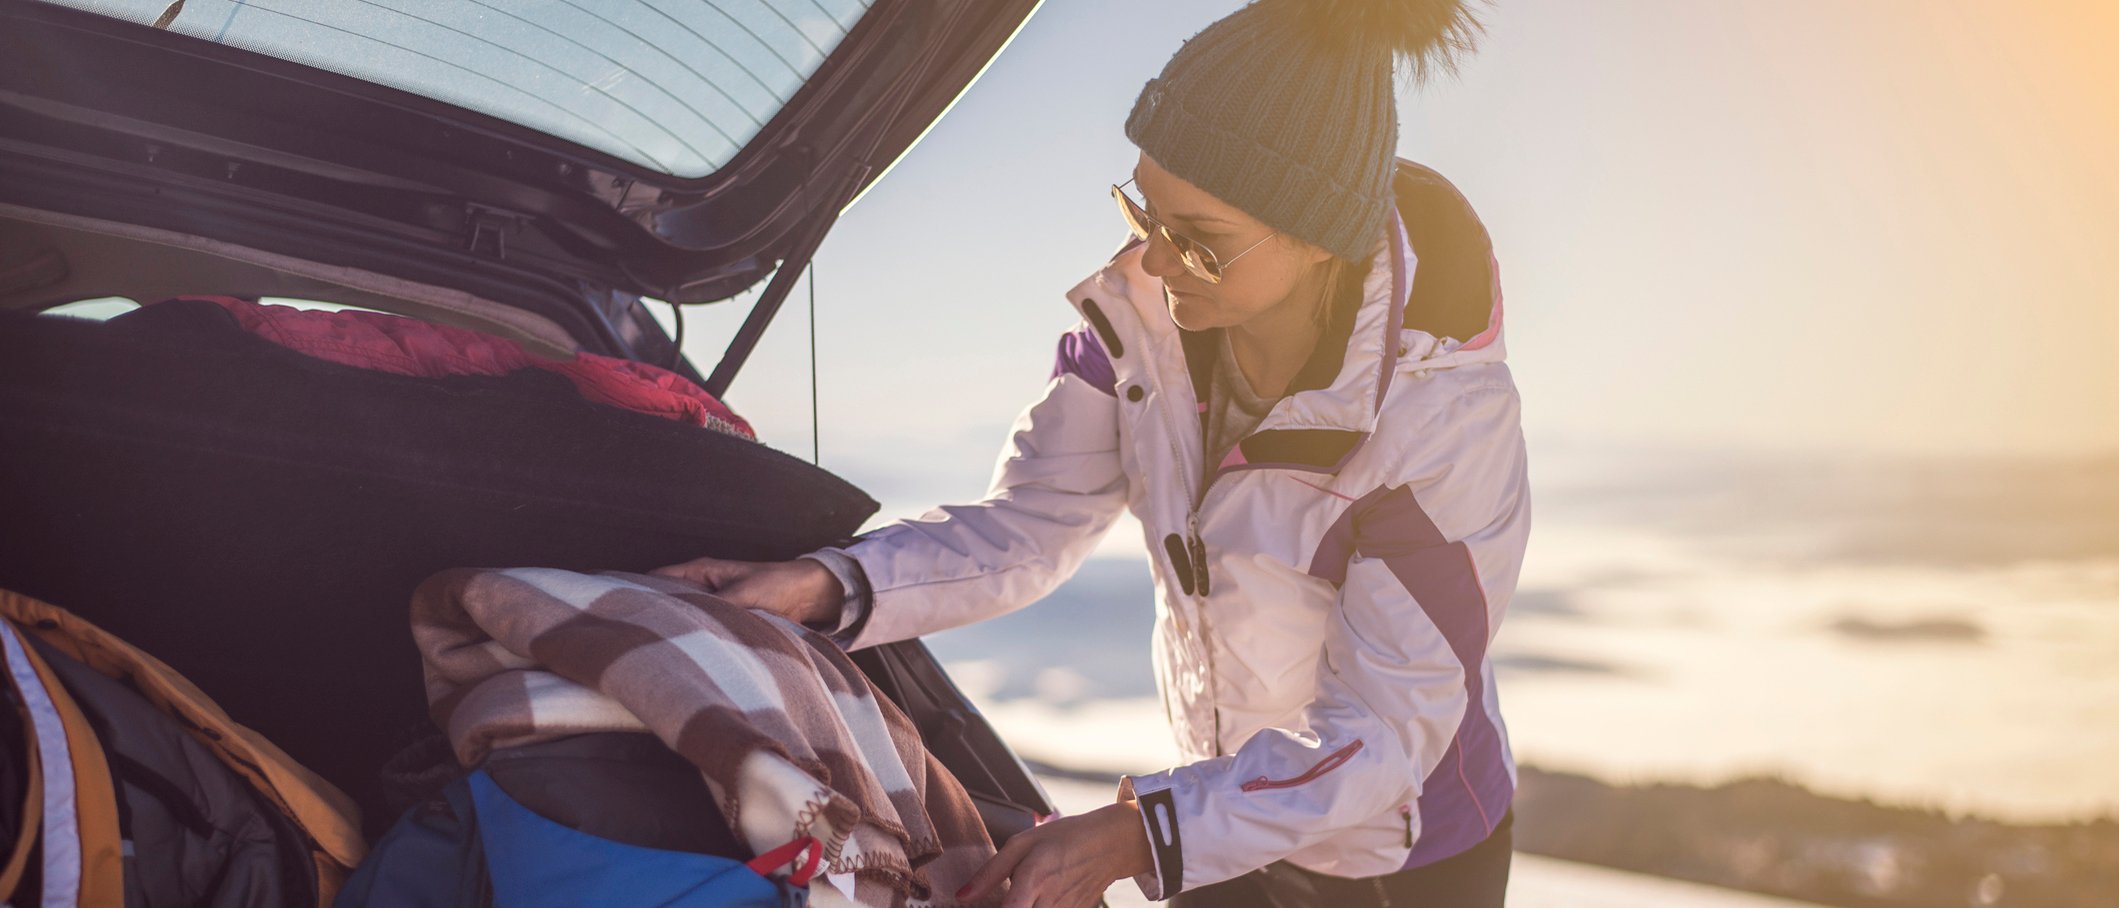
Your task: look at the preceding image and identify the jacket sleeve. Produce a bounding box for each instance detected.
[1121,385,1529,898]
[830,323,1130,650]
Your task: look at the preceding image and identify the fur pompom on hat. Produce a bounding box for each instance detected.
[1125,0,1484,261]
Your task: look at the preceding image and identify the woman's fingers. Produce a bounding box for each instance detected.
[961,807,1145,907]
[965,836,1108,908]
[999,862,1099,908]
[960,834,1031,903]
[639,550,741,588]
[649,555,726,586]
[650,558,841,626]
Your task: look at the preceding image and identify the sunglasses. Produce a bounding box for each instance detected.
[1112,179,1275,284]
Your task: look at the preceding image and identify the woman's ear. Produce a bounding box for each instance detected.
[1283,233,1336,267]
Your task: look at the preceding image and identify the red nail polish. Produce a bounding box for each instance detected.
[956,885,972,900]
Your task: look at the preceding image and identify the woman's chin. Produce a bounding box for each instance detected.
[1165,290,1226,331]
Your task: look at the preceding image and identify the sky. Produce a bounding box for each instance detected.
[663,0,2119,527]
[643,0,2119,827]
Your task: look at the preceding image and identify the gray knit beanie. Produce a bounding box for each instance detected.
[1126,0,1483,261]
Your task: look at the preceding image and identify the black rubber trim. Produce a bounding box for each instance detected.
[1162,534,1195,596]
[1080,298,1124,359]
[1138,787,1185,896]
[1236,429,1366,471]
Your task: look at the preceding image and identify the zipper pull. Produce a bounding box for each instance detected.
[1186,514,1210,596]
[1162,533,1196,597]
[1401,804,1414,848]
[1189,535,1210,596]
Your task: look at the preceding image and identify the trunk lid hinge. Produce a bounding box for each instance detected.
[463,204,527,260]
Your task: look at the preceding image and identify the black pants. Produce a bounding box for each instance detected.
[1170,812,1512,907]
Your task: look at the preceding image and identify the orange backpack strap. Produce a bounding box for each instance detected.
[0,590,365,906]
[0,638,46,897]
[1,621,125,907]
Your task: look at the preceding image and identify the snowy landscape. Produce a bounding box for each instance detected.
[923,448,2119,907]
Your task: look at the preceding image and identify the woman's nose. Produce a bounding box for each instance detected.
[1139,232,1185,279]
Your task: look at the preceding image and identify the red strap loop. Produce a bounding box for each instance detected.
[746,835,824,887]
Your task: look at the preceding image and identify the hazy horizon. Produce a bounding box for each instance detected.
[666,0,2119,487]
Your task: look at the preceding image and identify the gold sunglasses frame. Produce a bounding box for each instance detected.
[1112,179,1275,285]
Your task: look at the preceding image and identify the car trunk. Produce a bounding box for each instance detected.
[0,0,1056,847]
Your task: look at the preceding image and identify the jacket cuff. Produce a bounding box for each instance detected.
[795,549,872,647]
[1119,773,1186,900]
[829,527,945,650]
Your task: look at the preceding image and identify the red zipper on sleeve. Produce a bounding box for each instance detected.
[1240,740,1364,792]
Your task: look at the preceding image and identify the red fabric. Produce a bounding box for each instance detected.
[164,296,753,438]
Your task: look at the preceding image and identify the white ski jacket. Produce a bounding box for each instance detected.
[828,161,1529,898]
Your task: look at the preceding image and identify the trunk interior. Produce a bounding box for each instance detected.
[0,206,1052,844]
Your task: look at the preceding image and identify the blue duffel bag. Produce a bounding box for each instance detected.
[336,769,819,908]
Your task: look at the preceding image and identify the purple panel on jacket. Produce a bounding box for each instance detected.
[1051,323,1116,397]
[1307,485,1513,868]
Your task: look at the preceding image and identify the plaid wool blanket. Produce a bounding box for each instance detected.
[411,568,998,907]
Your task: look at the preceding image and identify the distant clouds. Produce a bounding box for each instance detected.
[1538,445,2119,569]
[1827,615,1986,645]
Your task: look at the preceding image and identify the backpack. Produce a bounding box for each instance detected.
[0,591,364,907]
[339,766,818,908]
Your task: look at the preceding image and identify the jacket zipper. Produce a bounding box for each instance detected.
[1154,380,1210,605]
[1161,416,1220,749]
[1239,739,1364,792]
[1186,513,1209,596]
[1140,315,1227,752]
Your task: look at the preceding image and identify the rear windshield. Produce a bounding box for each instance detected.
[55,0,871,178]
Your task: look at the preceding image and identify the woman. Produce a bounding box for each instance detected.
[657,1,1527,904]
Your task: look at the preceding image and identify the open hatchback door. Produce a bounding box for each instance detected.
[0,0,1056,849]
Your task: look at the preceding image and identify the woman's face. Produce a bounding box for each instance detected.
[1132,153,1334,332]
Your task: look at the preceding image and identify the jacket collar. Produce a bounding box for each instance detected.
[1212,210,1411,475]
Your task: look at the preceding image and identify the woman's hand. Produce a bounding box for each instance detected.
[649,556,843,627]
[958,800,1153,908]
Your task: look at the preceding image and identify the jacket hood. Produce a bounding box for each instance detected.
[1388,159,1508,375]
[1268,157,1510,438]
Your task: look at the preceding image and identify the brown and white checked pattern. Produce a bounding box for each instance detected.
[411,568,999,908]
